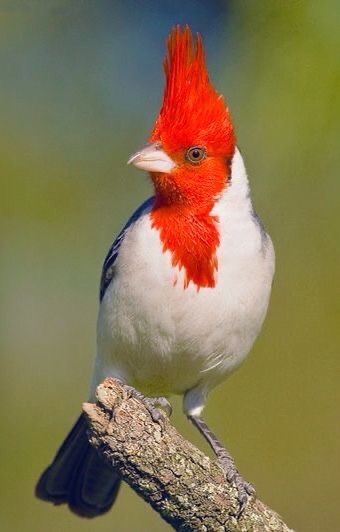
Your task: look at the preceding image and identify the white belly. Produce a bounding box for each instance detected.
[94,204,274,398]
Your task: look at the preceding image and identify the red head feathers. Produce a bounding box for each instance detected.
[150,25,235,157]
[129,26,236,289]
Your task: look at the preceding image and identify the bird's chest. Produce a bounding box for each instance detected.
[97,213,273,395]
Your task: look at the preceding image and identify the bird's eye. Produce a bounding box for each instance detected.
[186,146,206,164]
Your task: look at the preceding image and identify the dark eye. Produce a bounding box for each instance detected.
[186,146,206,164]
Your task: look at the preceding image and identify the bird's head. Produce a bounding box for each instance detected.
[128,26,236,289]
[128,25,235,209]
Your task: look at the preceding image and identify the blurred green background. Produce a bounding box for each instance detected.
[1,1,339,531]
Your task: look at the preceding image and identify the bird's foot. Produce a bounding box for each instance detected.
[124,386,172,424]
[188,414,254,518]
[144,396,173,423]
[217,450,255,517]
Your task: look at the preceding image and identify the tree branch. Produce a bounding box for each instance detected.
[83,378,293,531]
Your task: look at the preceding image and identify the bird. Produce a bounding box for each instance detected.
[36,25,275,518]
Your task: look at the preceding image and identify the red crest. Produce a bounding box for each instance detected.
[150,25,235,157]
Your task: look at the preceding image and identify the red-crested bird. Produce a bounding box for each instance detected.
[36,25,275,518]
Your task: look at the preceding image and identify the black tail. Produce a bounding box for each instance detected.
[35,414,121,518]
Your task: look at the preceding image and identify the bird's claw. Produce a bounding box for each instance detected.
[149,396,173,418]
[123,385,172,425]
[144,398,166,424]
[232,473,255,517]
[217,452,255,518]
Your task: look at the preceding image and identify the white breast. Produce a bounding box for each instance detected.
[92,149,275,404]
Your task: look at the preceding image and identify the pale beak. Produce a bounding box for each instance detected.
[127,142,175,173]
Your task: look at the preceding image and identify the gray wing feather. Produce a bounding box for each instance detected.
[99,196,154,301]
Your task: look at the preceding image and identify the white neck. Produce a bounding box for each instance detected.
[213,147,252,219]
[228,147,251,201]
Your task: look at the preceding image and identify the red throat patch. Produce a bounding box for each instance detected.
[151,206,220,289]
[149,26,235,289]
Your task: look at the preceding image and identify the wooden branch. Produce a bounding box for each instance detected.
[83,378,293,532]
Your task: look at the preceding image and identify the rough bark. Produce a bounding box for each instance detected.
[83,378,293,532]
